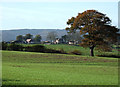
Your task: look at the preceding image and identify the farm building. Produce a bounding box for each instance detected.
[26,39,33,44]
[43,41,51,45]
[54,38,64,44]
[69,40,78,45]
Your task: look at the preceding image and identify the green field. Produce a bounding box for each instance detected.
[2,45,118,85]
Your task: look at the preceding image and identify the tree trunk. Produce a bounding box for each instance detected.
[90,46,94,56]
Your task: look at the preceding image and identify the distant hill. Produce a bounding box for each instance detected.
[1,29,67,42]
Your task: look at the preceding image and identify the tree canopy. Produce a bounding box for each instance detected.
[16,35,23,42]
[34,34,42,43]
[24,34,33,40]
[47,31,58,42]
[66,10,119,56]
[61,32,82,43]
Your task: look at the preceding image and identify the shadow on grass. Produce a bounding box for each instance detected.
[3,79,20,82]
[97,55,120,58]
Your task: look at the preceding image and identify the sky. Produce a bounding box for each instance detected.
[0,0,119,30]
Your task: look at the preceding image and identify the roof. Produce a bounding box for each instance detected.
[26,39,32,42]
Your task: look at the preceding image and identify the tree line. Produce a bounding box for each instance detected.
[16,34,42,43]
[46,31,83,43]
[16,31,83,44]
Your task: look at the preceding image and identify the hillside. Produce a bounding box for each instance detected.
[1,29,67,41]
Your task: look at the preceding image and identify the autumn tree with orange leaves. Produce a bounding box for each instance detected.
[66,10,118,56]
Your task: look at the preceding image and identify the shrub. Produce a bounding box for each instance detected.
[8,43,23,51]
[24,45,65,54]
[69,50,82,55]
[7,44,66,54]
[1,42,8,50]
[24,46,31,51]
[24,45,45,52]
[44,48,61,53]
[59,48,66,54]
[31,45,45,52]
[95,45,112,52]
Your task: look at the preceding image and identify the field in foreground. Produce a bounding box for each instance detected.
[2,51,118,85]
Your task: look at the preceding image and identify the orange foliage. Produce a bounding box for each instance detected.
[66,10,119,56]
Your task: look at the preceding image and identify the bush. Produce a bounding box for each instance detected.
[44,48,61,53]
[6,44,67,54]
[95,45,112,52]
[8,43,23,51]
[69,50,82,55]
[1,42,8,50]
[24,45,64,54]
[24,45,45,52]
[59,48,67,54]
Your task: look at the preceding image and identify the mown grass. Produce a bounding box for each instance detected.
[2,51,118,85]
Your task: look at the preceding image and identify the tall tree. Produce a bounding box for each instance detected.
[61,35,68,43]
[16,35,23,43]
[34,34,42,43]
[66,10,118,56]
[24,34,33,40]
[69,32,83,43]
[47,31,58,42]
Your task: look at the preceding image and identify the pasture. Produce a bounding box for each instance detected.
[2,48,118,85]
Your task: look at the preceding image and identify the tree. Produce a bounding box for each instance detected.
[47,31,58,42]
[16,35,23,43]
[66,10,119,56]
[74,32,83,43]
[61,35,68,43]
[61,32,82,44]
[34,35,42,43]
[69,32,83,43]
[24,34,33,40]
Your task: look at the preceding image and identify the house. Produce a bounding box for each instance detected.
[43,41,51,45]
[68,40,78,45]
[69,41,74,45]
[26,39,33,44]
[54,38,64,44]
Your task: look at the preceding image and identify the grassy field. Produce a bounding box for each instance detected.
[2,49,118,85]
